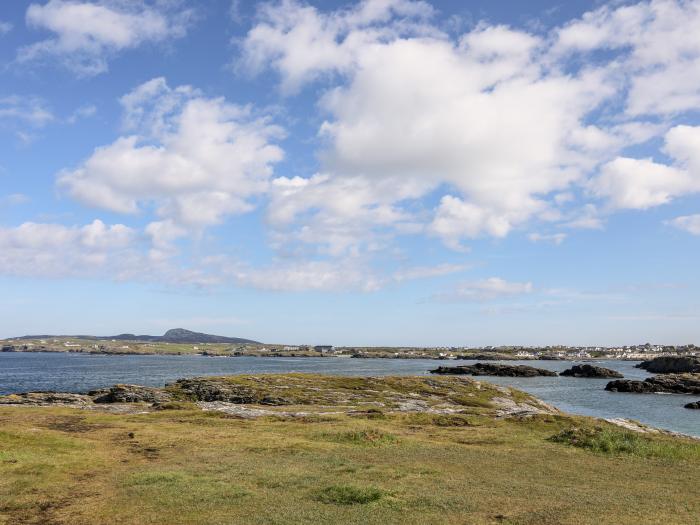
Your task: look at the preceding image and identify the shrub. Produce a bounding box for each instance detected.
[315,485,383,505]
[321,429,397,446]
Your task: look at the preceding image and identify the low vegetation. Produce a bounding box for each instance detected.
[0,374,698,524]
[549,426,700,460]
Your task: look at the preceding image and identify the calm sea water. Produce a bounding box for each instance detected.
[0,352,697,436]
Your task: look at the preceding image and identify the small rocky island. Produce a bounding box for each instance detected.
[635,356,700,374]
[559,364,623,378]
[430,363,557,377]
[605,374,700,395]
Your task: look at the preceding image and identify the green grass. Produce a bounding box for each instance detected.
[549,426,700,460]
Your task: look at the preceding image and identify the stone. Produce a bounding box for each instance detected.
[560,364,623,378]
[684,401,700,409]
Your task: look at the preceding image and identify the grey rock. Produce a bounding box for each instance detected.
[89,384,172,403]
[560,364,623,378]
[606,374,700,394]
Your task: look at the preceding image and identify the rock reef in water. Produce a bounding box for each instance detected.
[636,356,700,374]
[430,363,557,377]
[605,374,700,395]
[685,401,700,409]
[560,364,623,378]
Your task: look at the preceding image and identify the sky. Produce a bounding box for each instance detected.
[0,0,699,346]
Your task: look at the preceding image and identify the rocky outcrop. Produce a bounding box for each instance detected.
[171,378,293,405]
[430,363,557,377]
[684,401,700,409]
[0,392,93,406]
[88,384,173,404]
[605,374,700,394]
[560,364,623,378]
[636,356,700,374]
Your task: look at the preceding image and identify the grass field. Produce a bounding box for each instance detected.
[0,375,698,525]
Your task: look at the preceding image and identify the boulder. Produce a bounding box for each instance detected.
[430,363,557,377]
[635,356,700,374]
[560,364,623,378]
[684,401,700,409]
[89,384,172,404]
[0,392,93,406]
[605,374,700,395]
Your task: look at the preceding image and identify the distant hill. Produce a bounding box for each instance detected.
[15,328,260,345]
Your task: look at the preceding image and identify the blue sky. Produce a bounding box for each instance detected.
[1,0,699,346]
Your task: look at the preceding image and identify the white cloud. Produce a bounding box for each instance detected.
[18,0,194,76]
[268,173,423,256]
[591,125,700,209]
[563,204,604,230]
[58,77,284,229]
[528,232,567,245]
[240,0,436,93]
[243,3,621,251]
[667,214,700,235]
[221,259,384,292]
[0,220,138,278]
[436,277,534,302]
[0,20,12,35]
[555,0,700,116]
[66,104,97,124]
[0,96,54,126]
[392,263,468,282]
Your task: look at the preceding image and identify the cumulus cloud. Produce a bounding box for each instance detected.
[18,0,194,76]
[435,277,534,302]
[591,125,700,209]
[58,77,284,230]
[667,214,700,235]
[241,1,626,251]
[239,0,700,253]
[0,220,138,278]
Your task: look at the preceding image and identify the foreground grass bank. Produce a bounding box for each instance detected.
[0,374,698,525]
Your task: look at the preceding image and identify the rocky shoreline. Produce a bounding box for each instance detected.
[0,374,560,420]
[430,363,558,377]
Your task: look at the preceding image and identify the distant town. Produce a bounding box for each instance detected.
[1,332,698,361]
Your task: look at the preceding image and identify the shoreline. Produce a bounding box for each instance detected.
[0,348,660,362]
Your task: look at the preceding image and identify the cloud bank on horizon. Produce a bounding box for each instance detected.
[1,0,700,343]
